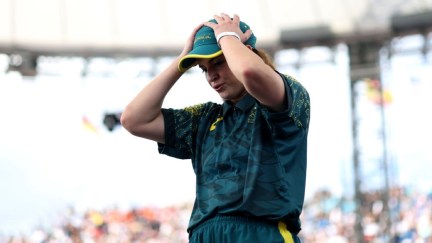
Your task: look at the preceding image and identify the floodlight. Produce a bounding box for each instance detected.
[391,11,432,33]
[280,25,334,47]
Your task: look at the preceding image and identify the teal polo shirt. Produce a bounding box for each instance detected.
[158,72,310,234]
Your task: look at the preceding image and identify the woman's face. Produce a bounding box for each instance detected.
[198,55,247,103]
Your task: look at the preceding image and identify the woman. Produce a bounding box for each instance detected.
[121,13,310,243]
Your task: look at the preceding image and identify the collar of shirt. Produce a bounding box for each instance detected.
[222,94,255,116]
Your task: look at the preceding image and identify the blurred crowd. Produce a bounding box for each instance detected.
[1,186,431,243]
[300,186,432,242]
[2,203,191,243]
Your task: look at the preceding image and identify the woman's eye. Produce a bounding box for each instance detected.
[199,66,207,73]
[214,60,224,66]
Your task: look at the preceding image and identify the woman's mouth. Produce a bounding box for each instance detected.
[213,84,224,92]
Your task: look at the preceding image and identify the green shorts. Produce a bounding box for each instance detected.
[188,215,300,243]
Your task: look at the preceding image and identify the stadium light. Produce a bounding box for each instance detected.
[103,113,121,132]
[7,53,38,76]
[391,11,432,33]
[279,25,335,48]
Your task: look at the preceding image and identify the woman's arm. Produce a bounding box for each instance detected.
[206,14,286,112]
[120,24,203,143]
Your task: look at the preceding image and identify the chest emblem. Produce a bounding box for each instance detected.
[209,117,223,131]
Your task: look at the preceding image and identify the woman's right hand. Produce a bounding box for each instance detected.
[179,23,204,57]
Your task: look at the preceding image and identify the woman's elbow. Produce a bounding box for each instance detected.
[120,108,163,139]
[120,109,138,134]
[240,66,262,88]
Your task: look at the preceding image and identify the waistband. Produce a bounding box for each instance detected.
[189,214,298,237]
[188,214,301,235]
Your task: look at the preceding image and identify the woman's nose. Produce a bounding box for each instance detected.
[207,70,218,82]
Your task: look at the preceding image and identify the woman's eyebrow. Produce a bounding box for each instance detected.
[209,56,223,65]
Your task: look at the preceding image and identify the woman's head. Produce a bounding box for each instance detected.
[197,54,248,103]
[180,17,276,103]
[178,18,256,73]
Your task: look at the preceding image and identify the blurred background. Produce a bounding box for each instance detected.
[1,0,432,242]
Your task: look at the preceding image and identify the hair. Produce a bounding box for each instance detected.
[253,48,276,70]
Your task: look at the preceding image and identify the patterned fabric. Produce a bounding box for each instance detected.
[158,73,310,235]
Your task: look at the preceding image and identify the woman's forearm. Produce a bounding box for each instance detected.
[120,57,183,139]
